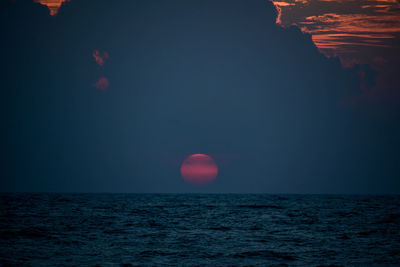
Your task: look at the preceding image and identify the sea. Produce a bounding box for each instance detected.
[1,194,400,266]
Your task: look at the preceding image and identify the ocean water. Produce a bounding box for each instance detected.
[1,194,400,266]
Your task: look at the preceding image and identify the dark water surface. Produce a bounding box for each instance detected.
[1,194,400,266]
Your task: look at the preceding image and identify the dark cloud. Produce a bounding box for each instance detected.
[1,0,399,193]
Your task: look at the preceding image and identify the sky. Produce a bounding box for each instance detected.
[1,0,400,193]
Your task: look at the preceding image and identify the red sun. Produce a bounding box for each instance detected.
[181,154,218,186]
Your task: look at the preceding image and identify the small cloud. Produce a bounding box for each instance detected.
[93,49,109,66]
[34,0,70,16]
[93,77,109,92]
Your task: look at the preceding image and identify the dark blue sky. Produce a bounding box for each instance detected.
[1,0,399,193]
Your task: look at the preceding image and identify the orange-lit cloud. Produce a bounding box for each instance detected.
[93,50,109,67]
[270,0,400,105]
[271,1,294,24]
[94,77,109,92]
[303,13,400,35]
[270,0,400,66]
[34,0,70,16]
